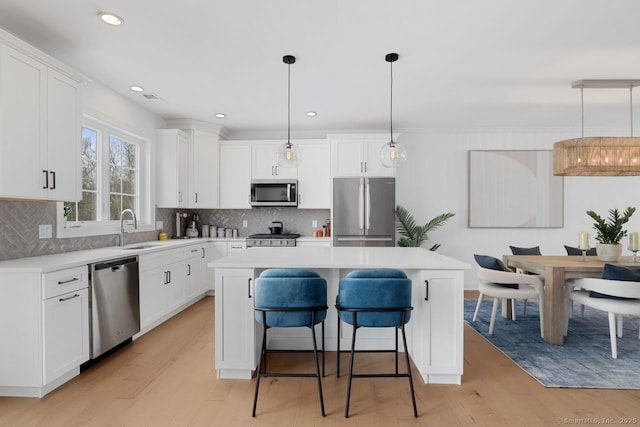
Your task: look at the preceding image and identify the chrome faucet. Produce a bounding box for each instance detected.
[119,209,138,247]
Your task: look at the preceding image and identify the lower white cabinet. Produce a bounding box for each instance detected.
[185,245,206,300]
[214,268,260,379]
[138,242,212,333]
[408,270,464,384]
[139,251,186,331]
[0,265,89,397]
[43,288,89,384]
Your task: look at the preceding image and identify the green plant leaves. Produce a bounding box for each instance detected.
[395,205,455,250]
[586,206,636,244]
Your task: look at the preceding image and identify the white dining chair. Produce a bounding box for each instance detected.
[565,278,640,359]
[473,266,545,338]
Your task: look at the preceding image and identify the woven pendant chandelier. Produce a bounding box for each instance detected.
[553,79,640,176]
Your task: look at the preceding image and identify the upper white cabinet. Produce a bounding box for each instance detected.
[329,134,396,177]
[189,129,220,208]
[219,143,252,209]
[0,41,83,201]
[156,129,190,208]
[156,121,222,209]
[297,141,331,209]
[252,142,298,179]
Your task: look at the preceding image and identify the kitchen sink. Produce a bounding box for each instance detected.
[120,244,161,250]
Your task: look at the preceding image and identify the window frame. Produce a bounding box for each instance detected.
[56,114,154,238]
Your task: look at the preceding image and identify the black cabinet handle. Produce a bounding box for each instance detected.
[187,264,192,276]
[58,277,80,285]
[59,293,80,302]
[248,278,252,298]
[50,171,56,189]
[43,170,48,189]
[195,192,198,203]
[424,280,429,301]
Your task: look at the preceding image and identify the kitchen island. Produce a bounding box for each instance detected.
[209,246,470,384]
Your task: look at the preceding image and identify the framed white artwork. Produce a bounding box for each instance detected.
[468,150,564,228]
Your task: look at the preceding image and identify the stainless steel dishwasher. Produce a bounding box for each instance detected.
[89,256,140,358]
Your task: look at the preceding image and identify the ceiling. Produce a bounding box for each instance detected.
[2,0,640,137]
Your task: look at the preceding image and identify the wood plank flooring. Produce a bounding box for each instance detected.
[1,296,639,426]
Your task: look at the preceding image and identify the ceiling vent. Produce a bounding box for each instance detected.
[142,93,167,103]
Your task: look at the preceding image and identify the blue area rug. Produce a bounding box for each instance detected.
[464,298,640,389]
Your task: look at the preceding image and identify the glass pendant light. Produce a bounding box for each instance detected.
[380,52,407,168]
[276,55,301,167]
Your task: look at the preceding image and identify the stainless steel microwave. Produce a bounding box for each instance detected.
[250,179,298,207]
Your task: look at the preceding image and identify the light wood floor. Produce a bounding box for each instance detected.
[1,296,639,426]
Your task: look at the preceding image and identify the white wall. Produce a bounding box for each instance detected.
[395,127,640,289]
[81,82,166,141]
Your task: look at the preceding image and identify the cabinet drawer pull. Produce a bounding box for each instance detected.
[191,249,199,253]
[195,192,198,203]
[201,247,206,258]
[59,293,80,302]
[50,171,56,189]
[248,278,252,298]
[424,279,429,301]
[43,170,49,189]
[187,264,192,276]
[58,277,80,285]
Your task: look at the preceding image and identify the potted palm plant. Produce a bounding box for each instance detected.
[395,205,455,250]
[586,207,636,261]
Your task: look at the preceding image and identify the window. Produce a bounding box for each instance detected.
[58,115,152,237]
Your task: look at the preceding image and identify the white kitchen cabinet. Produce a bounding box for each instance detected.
[252,142,298,179]
[0,265,89,398]
[214,268,261,379]
[155,129,190,208]
[138,243,212,333]
[43,287,89,385]
[184,245,206,300]
[0,43,82,201]
[42,266,89,386]
[156,127,220,209]
[408,270,464,384]
[188,129,219,208]
[297,142,330,209]
[219,143,252,209]
[139,257,185,330]
[329,135,396,177]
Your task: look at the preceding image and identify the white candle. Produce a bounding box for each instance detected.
[578,231,590,250]
[629,232,640,251]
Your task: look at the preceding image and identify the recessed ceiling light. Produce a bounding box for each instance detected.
[215,113,226,119]
[99,12,124,26]
[306,111,317,117]
[129,85,144,92]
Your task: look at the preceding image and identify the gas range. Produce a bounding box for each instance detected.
[246,233,300,247]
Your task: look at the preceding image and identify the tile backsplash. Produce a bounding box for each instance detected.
[0,200,329,262]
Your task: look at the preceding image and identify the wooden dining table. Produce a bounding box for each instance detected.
[503,255,637,345]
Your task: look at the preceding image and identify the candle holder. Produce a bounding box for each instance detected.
[581,249,588,262]
[631,250,638,263]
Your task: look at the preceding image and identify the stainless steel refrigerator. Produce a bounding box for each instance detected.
[332,177,396,247]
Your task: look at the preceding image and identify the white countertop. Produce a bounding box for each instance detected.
[209,246,470,271]
[0,238,245,273]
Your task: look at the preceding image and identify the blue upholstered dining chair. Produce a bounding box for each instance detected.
[252,268,328,417]
[335,268,418,418]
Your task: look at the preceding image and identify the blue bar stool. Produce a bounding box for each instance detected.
[252,268,328,417]
[336,268,418,418]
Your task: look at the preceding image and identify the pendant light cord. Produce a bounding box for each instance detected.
[389,58,394,145]
[287,60,291,147]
